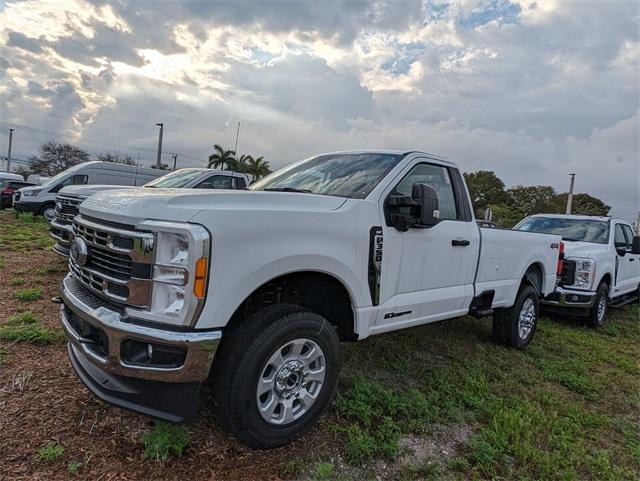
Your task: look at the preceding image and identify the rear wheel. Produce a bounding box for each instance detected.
[212,304,341,449]
[493,285,539,348]
[586,282,608,328]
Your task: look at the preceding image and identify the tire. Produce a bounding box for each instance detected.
[586,282,608,328]
[493,284,539,348]
[39,203,56,221]
[212,304,341,449]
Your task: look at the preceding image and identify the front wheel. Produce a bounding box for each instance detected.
[40,203,56,221]
[493,284,539,348]
[212,304,341,449]
[586,282,608,328]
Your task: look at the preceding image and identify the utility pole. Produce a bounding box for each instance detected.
[155,123,164,169]
[565,173,576,215]
[234,121,240,156]
[172,154,178,171]
[6,128,14,172]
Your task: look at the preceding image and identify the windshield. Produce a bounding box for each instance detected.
[251,153,405,199]
[40,163,87,188]
[144,169,204,188]
[515,217,610,244]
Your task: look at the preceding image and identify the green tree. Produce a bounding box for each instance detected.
[507,185,557,215]
[207,144,235,170]
[28,141,90,176]
[245,156,271,181]
[95,152,137,165]
[548,193,610,216]
[226,154,251,173]
[463,171,508,217]
[151,163,170,170]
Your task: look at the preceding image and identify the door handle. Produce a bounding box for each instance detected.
[630,258,635,262]
[451,239,470,247]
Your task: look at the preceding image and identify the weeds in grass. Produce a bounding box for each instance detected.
[0,254,5,268]
[10,277,25,286]
[14,287,43,302]
[37,441,64,462]
[0,348,8,364]
[310,462,334,481]
[141,422,190,461]
[282,458,306,478]
[67,461,81,474]
[0,311,64,344]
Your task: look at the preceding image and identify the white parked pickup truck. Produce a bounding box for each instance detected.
[516,214,640,327]
[57,150,561,448]
[50,168,250,256]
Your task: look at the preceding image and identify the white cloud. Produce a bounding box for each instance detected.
[0,0,638,221]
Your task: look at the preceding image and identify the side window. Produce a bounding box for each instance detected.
[621,225,635,251]
[73,175,88,185]
[235,177,247,190]
[195,175,234,190]
[392,163,459,220]
[614,224,628,248]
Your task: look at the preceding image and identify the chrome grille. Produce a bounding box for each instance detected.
[69,216,154,307]
[56,196,82,223]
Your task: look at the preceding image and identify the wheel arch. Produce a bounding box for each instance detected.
[522,262,545,296]
[224,269,358,342]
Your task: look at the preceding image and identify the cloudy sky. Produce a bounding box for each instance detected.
[1,0,638,220]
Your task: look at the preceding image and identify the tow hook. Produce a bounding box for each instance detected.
[51,296,63,304]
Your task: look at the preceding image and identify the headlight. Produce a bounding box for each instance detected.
[23,189,42,197]
[572,258,595,290]
[126,221,210,327]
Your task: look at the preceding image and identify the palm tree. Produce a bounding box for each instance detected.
[226,154,250,173]
[208,144,235,170]
[246,156,272,181]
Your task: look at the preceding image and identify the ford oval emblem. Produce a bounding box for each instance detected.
[70,238,88,267]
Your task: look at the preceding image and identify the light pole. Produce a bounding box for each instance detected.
[155,123,164,169]
[6,128,14,172]
[234,121,240,156]
[565,173,576,215]
[172,153,178,171]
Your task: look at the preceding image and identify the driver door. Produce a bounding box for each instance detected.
[614,223,640,295]
[373,160,479,333]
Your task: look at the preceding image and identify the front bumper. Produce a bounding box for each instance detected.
[541,286,596,309]
[60,274,221,421]
[49,219,73,256]
[14,199,42,214]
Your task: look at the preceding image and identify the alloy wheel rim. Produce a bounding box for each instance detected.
[597,294,606,324]
[518,297,536,339]
[44,208,56,221]
[256,338,326,425]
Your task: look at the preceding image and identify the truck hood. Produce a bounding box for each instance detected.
[563,241,609,258]
[80,189,348,225]
[59,184,139,199]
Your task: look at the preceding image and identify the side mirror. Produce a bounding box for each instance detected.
[632,236,640,255]
[411,183,439,227]
[614,241,627,256]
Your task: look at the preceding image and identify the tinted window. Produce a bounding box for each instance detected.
[622,225,635,246]
[251,153,405,199]
[196,175,234,189]
[235,177,247,189]
[516,217,609,244]
[393,163,459,220]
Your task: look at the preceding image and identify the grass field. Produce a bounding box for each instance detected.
[1,210,638,480]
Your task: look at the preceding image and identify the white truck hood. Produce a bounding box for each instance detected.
[80,189,348,225]
[59,184,139,199]
[563,240,609,259]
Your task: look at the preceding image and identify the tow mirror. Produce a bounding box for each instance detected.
[412,183,439,227]
[614,241,627,256]
[632,236,640,255]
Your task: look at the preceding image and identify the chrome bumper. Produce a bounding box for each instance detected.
[50,219,73,248]
[541,286,596,308]
[60,274,221,383]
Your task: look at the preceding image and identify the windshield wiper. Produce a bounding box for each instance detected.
[561,237,580,242]
[263,187,313,194]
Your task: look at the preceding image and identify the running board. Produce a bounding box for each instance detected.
[609,295,638,308]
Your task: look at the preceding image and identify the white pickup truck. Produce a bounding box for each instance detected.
[516,214,640,327]
[57,150,561,448]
